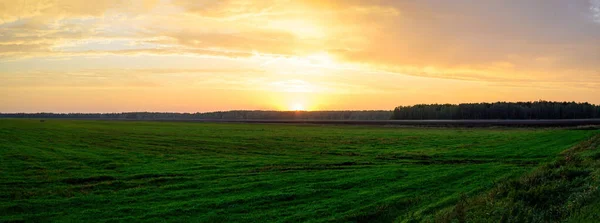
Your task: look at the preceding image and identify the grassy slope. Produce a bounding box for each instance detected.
[433,134,600,223]
[0,119,597,222]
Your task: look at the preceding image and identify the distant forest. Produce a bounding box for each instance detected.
[2,101,600,121]
[392,101,600,120]
[0,110,392,120]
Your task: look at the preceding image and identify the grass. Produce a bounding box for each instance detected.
[1,119,598,222]
[433,134,600,222]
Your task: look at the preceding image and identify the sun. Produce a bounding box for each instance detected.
[290,103,306,111]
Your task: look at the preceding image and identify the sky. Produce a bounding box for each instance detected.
[1,0,599,112]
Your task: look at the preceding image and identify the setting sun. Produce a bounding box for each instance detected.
[290,103,306,111]
[0,0,598,113]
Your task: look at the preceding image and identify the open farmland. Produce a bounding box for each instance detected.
[1,119,599,222]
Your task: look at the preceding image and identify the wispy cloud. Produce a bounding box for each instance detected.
[592,0,600,23]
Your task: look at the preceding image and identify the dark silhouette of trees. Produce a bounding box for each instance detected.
[392,101,600,120]
[3,101,599,121]
[0,110,392,120]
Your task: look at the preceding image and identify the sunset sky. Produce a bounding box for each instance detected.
[1,0,599,112]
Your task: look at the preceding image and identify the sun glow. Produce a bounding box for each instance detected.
[290,103,306,111]
[305,52,336,67]
[255,52,342,72]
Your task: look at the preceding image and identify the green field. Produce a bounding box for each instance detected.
[1,119,599,222]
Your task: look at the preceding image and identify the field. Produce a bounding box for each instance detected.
[1,119,599,222]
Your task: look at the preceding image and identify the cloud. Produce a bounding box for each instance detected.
[1,0,599,88]
[0,0,116,24]
[164,30,304,56]
[0,0,158,24]
[0,68,263,88]
[592,0,600,22]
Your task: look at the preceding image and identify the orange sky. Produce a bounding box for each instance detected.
[1,0,599,112]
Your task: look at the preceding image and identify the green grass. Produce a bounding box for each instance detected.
[433,134,600,223]
[1,119,598,222]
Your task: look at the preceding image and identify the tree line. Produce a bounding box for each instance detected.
[3,101,600,120]
[392,101,600,120]
[0,110,392,120]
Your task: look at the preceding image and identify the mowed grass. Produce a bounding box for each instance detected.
[0,119,598,222]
